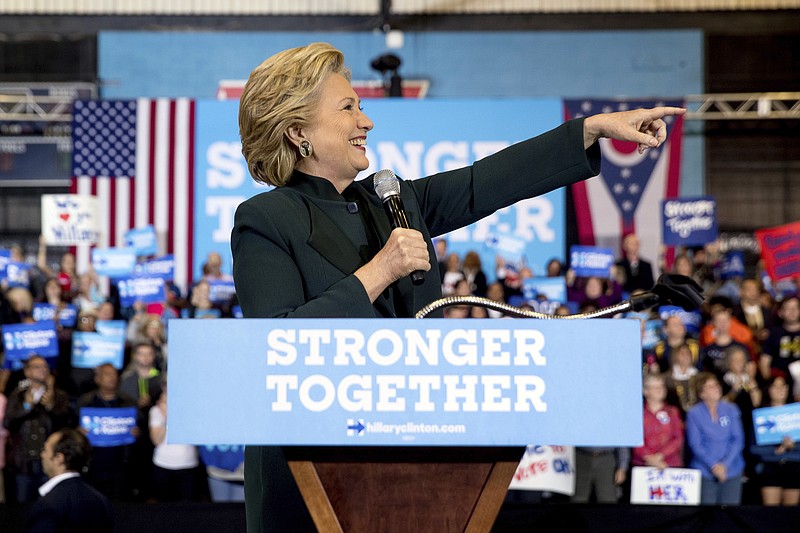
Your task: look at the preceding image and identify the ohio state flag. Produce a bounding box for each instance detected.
[566,99,684,273]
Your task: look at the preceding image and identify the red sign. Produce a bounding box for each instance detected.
[756,221,800,281]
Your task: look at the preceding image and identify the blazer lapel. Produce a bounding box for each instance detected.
[300,190,397,318]
[305,200,363,276]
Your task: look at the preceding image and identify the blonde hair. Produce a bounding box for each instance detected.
[239,42,351,187]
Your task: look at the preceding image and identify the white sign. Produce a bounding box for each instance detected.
[630,467,701,506]
[41,194,101,245]
[509,445,575,495]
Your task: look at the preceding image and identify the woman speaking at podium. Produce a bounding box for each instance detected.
[231,42,684,532]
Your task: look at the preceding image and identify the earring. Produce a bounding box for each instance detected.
[299,140,313,158]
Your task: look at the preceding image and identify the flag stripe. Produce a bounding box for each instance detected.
[185,101,196,293]
[167,100,177,255]
[135,99,151,230]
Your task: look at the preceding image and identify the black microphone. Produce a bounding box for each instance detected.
[373,169,425,286]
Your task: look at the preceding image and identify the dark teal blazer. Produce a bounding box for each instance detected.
[230,118,600,533]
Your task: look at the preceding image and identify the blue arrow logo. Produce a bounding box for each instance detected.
[347,419,365,436]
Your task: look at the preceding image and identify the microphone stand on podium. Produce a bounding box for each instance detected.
[285,275,704,533]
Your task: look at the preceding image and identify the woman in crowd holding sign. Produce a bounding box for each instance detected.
[750,374,800,506]
[686,372,745,505]
[231,42,685,532]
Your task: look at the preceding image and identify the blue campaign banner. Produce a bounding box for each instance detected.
[523,277,567,303]
[569,246,615,278]
[720,251,745,280]
[199,445,245,472]
[32,303,79,328]
[662,196,718,246]
[1,321,59,366]
[92,247,138,278]
[134,254,175,281]
[168,318,643,446]
[80,407,138,447]
[124,225,158,256]
[4,261,31,288]
[117,275,166,306]
[208,280,236,304]
[32,303,58,322]
[193,99,565,282]
[753,403,800,446]
[658,305,702,336]
[0,249,10,278]
[34,304,79,328]
[95,320,127,338]
[72,331,125,369]
[58,305,78,328]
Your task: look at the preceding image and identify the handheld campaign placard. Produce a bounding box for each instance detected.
[753,403,800,446]
[2,321,59,367]
[80,407,138,447]
[569,246,614,278]
[630,467,701,505]
[661,197,718,247]
[168,318,643,447]
[509,445,575,495]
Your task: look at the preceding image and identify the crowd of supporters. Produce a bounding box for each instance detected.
[1,233,799,507]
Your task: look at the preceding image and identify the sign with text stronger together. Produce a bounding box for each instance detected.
[168,318,643,446]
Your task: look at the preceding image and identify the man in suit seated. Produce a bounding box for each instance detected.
[25,427,113,533]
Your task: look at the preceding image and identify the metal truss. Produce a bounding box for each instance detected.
[0,83,96,123]
[684,92,800,120]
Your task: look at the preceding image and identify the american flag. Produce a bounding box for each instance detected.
[71,99,196,293]
[565,99,684,273]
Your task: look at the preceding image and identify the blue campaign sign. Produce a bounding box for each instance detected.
[569,245,615,278]
[753,403,800,446]
[117,275,166,306]
[124,225,158,256]
[72,331,125,369]
[523,277,567,303]
[208,280,236,304]
[95,319,127,338]
[80,407,138,447]
[193,98,566,283]
[4,261,31,288]
[168,318,643,446]
[658,306,702,336]
[1,321,59,366]
[134,254,175,281]
[0,249,10,278]
[199,445,245,472]
[34,304,78,328]
[32,303,58,322]
[58,305,78,328]
[92,247,138,278]
[720,251,745,280]
[662,196,718,246]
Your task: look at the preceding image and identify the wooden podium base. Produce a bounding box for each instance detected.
[285,447,522,533]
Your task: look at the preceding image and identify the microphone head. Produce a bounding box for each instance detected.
[374,169,401,200]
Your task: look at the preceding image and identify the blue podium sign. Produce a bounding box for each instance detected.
[169,318,643,447]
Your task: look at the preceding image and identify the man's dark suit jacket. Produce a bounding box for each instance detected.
[615,256,655,293]
[230,118,601,532]
[25,476,113,533]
